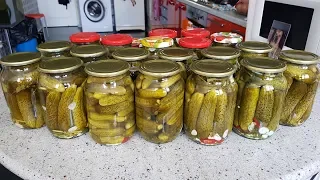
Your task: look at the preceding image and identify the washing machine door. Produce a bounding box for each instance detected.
[84,0,105,22]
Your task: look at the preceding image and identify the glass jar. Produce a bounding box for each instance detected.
[234,57,287,139]
[101,34,133,58]
[201,46,241,68]
[158,47,194,80]
[181,28,210,38]
[112,47,149,81]
[184,60,237,145]
[37,41,72,59]
[140,36,174,59]
[135,60,184,144]
[0,52,44,129]
[178,37,212,59]
[69,32,101,46]
[149,29,178,46]
[236,41,273,60]
[84,60,135,145]
[70,45,108,64]
[38,57,87,139]
[278,50,320,126]
[210,32,243,47]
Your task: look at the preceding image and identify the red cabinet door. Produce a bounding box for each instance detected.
[166,0,179,27]
[230,22,246,40]
[206,14,232,34]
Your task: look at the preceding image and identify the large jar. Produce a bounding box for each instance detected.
[37,41,72,59]
[140,36,174,59]
[181,28,210,38]
[101,34,133,57]
[236,41,273,60]
[184,60,237,145]
[84,60,135,145]
[279,50,320,126]
[201,46,241,67]
[70,45,108,64]
[234,57,287,139]
[0,52,44,129]
[38,57,87,139]
[135,60,184,144]
[112,48,150,80]
[149,29,178,46]
[210,32,243,47]
[69,32,101,46]
[179,37,212,59]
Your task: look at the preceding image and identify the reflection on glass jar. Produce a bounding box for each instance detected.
[178,37,212,60]
[37,41,72,59]
[236,41,273,60]
[69,32,101,46]
[201,46,241,68]
[101,34,133,58]
[70,45,108,64]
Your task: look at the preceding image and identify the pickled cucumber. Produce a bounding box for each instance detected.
[135,107,152,120]
[89,112,127,122]
[87,84,127,95]
[160,74,181,88]
[91,133,124,145]
[6,71,39,94]
[185,92,204,132]
[136,116,163,134]
[284,73,293,92]
[159,80,184,109]
[4,93,23,122]
[16,89,37,128]
[99,88,132,106]
[286,64,317,84]
[214,90,228,123]
[186,75,195,94]
[46,91,61,130]
[89,119,115,129]
[39,74,65,92]
[97,96,134,114]
[138,89,167,99]
[267,91,285,131]
[300,103,313,124]
[117,104,134,116]
[159,90,184,111]
[72,87,87,130]
[156,97,183,124]
[255,85,274,123]
[91,127,125,137]
[58,85,77,131]
[135,74,144,89]
[86,92,99,106]
[35,100,45,128]
[87,74,126,84]
[135,96,160,108]
[141,77,154,89]
[166,106,183,126]
[124,125,135,137]
[225,83,238,132]
[234,80,245,127]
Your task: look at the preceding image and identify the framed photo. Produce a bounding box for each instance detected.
[268,20,291,58]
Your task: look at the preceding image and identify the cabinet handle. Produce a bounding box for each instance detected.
[207,19,224,27]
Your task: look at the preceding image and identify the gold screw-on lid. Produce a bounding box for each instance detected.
[139,59,180,77]
[241,57,287,73]
[201,46,240,60]
[70,45,107,58]
[158,47,194,61]
[236,41,273,53]
[38,57,83,73]
[190,59,236,77]
[84,59,130,77]
[37,41,72,52]
[0,52,41,66]
[279,50,319,65]
[112,48,150,61]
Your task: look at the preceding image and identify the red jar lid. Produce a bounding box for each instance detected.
[181,28,210,38]
[149,29,177,38]
[101,34,133,46]
[69,32,101,43]
[179,37,212,49]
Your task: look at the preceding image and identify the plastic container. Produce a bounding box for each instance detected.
[69,32,101,46]
[101,34,133,58]
[234,57,287,139]
[37,41,72,59]
[140,36,174,59]
[149,29,178,46]
[178,37,212,59]
[201,46,241,67]
[181,28,210,38]
[16,38,38,52]
[279,50,320,126]
[135,60,184,144]
[70,45,108,64]
[210,32,243,47]
[38,57,87,139]
[0,52,44,129]
[236,41,273,60]
[84,60,135,145]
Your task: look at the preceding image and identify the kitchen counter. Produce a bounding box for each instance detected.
[0,88,320,180]
[177,0,247,27]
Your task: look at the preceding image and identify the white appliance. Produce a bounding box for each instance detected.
[79,0,113,32]
[246,0,320,55]
[114,0,145,31]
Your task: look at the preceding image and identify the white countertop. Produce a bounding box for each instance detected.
[0,88,320,180]
[177,0,247,27]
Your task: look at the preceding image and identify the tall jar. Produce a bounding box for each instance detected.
[135,60,184,144]
[185,60,237,145]
[112,48,150,80]
[181,28,210,38]
[234,57,287,139]
[84,60,135,145]
[38,57,87,139]
[201,46,241,68]
[210,32,243,47]
[101,34,133,58]
[69,32,101,46]
[236,41,273,60]
[279,50,320,126]
[37,41,72,59]
[70,45,108,65]
[178,37,212,59]
[0,52,44,129]
[149,29,178,46]
[140,36,174,59]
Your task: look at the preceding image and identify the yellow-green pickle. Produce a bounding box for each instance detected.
[70,45,108,64]
[38,57,88,138]
[0,52,44,129]
[201,46,241,68]
[84,60,135,145]
[234,57,287,139]
[184,60,237,145]
[37,41,72,59]
[279,50,320,126]
[236,41,273,60]
[136,60,184,144]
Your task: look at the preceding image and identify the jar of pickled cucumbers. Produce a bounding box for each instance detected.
[112,48,150,80]
[140,36,174,59]
[185,60,237,145]
[84,60,135,145]
[210,32,243,47]
[179,37,212,59]
[279,50,319,126]
[149,29,178,46]
[158,47,194,80]
[38,57,87,139]
[70,45,108,64]
[181,28,210,38]
[234,57,287,139]
[69,32,101,46]
[101,34,133,57]
[136,60,184,144]
[201,46,241,67]
[0,52,44,129]
[37,41,72,59]
[236,41,273,60]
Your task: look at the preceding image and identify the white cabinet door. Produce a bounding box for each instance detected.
[37,0,80,27]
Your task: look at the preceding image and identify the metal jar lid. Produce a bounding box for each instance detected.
[279,50,320,65]
[190,59,236,78]
[159,48,194,61]
[112,48,150,61]
[37,41,72,52]
[0,52,41,66]
[84,59,130,77]
[70,45,107,58]
[201,46,241,60]
[139,59,181,77]
[241,57,287,74]
[38,57,83,74]
[236,41,273,53]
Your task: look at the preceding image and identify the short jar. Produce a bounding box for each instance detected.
[69,32,101,46]
[178,37,212,59]
[37,41,72,59]
[70,45,108,64]
[101,34,133,58]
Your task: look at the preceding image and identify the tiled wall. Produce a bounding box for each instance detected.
[21,0,39,14]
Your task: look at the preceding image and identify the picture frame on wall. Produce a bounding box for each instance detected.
[268,20,291,58]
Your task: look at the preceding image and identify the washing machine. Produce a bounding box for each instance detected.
[79,0,113,32]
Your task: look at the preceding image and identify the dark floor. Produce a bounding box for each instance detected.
[0,164,21,180]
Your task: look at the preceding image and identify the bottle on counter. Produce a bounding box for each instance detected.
[0,52,44,129]
[201,46,241,68]
[236,41,273,60]
[69,32,101,46]
[37,41,72,59]
[38,57,88,139]
[178,37,212,59]
[210,32,243,47]
[70,45,108,65]
[181,28,210,38]
[101,34,133,58]
[149,28,178,46]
